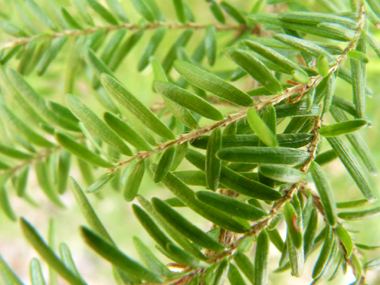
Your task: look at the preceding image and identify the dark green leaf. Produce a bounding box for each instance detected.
[331,106,377,175]
[220,0,247,24]
[152,59,199,129]
[163,197,186,207]
[310,161,337,227]
[137,196,207,261]
[55,132,114,168]
[48,101,79,124]
[144,0,165,22]
[336,199,369,209]
[274,33,333,59]
[104,112,153,151]
[81,226,162,283]
[227,263,247,285]
[338,207,380,220]
[172,0,187,23]
[85,0,118,25]
[321,74,336,114]
[132,203,200,266]
[217,146,309,165]
[60,7,83,29]
[234,251,254,281]
[350,57,365,118]
[6,68,79,131]
[174,60,253,106]
[254,229,270,285]
[151,163,248,233]
[85,48,115,85]
[355,243,380,251]
[314,150,338,166]
[173,170,208,186]
[130,0,155,22]
[124,160,145,202]
[224,48,283,94]
[205,25,217,66]
[278,11,356,27]
[187,149,282,201]
[275,101,320,118]
[66,94,132,156]
[171,142,189,171]
[244,40,306,75]
[326,137,376,201]
[312,226,334,279]
[258,165,305,183]
[195,191,268,221]
[320,119,368,137]
[152,198,225,251]
[207,1,226,24]
[153,81,224,120]
[287,234,304,277]
[154,146,176,183]
[304,209,318,259]
[191,133,312,149]
[206,128,222,190]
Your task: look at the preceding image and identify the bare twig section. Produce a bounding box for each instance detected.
[0,22,253,52]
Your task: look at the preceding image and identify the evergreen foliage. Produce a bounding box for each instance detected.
[0,0,379,284]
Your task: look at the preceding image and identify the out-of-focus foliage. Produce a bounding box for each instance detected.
[0,0,379,284]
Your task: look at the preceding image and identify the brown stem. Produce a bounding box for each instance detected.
[0,22,254,52]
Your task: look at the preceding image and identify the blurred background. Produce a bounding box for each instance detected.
[0,0,379,284]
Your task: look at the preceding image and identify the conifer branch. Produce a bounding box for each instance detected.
[0,22,254,52]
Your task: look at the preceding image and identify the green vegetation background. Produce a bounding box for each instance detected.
[0,0,379,284]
